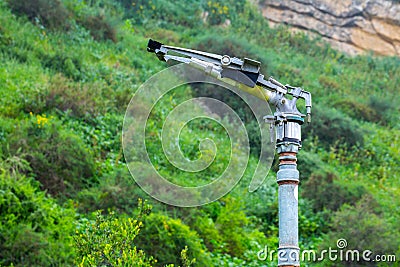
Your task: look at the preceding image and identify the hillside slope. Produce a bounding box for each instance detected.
[0,0,399,266]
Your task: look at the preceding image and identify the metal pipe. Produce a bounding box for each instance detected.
[274,114,303,267]
[277,155,300,266]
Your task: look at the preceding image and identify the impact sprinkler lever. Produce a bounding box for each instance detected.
[147,39,312,267]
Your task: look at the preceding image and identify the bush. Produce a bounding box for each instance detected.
[191,214,224,252]
[122,0,202,28]
[215,197,251,256]
[202,0,246,26]
[318,195,398,267]
[333,99,379,123]
[184,195,271,260]
[78,14,117,42]
[76,166,148,213]
[318,75,340,90]
[136,212,213,267]
[7,0,117,42]
[298,198,327,247]
[75,204,197,267]
[63,113,123,161]
[6,115,96,197]
[273,63,305,86]
[40,53,83,80]
[203,1,230,25]
[297,150,327,181]
[44,74,111,118]
[302,172,366,212]
[74,206,155,267]
[368,96,398,127]
[303,105,364,149]
[64,0,120,42]
[7,0,69,30]
[0,171,76,266]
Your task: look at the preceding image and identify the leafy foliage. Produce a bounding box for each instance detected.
[76,166,146,213]
[302,172,366,212]
[44,74,112,117]
[5,116,96,197]
[0,0,399,266]
[303,105,365,149]
[6,0,69,29]
[318,195,399,267]
[74,201,155,267]
[135,212,212,266]
[0,171,76,266]
[76,14,117,42]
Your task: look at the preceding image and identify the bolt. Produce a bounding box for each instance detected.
[221,55,231,66]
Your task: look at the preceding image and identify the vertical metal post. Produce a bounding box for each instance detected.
[273,114,304,266]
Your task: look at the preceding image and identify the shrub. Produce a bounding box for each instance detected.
[7,0,69,30]
[215,197,266,257]
[63,0,119,42]
[298,198,327,247]
[272,63,304,86]
[40,53,83,80]
[74,206,155,267]
[303,105,364,149]
[78,14,117,42]
[136,212,213,267]
[191,214,224,252]
[62,113,123,161]
[44,74,111,118]
[297,150,327,181]
[6,115,96,197]
[333,99,378,123]
[0,171,76,266]
[215,197,250,255]
[203,1,230,25]
[7,0,117,43]
[318,195,398,267]
[318,75,340,90]
[302,172,366,212]
[76,166,148,213]
[202,0,246,25]
[368,96,398,127]
[74,204,197,267]
[123,0,202,28]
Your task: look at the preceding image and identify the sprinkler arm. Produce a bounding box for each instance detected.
[147,39,312,122]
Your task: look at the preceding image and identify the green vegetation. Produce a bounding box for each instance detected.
[0,171,76,266]
[0,0,399,266]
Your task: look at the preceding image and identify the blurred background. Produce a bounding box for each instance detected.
[0,0,399,266]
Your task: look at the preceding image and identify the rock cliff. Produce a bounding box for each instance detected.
[258,0,400,56]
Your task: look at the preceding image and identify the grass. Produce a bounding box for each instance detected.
[0,0,399,266]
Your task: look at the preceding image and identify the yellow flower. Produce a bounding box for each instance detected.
[33,113,52,128]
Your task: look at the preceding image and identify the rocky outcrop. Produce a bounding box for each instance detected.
[258,0,400,56]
